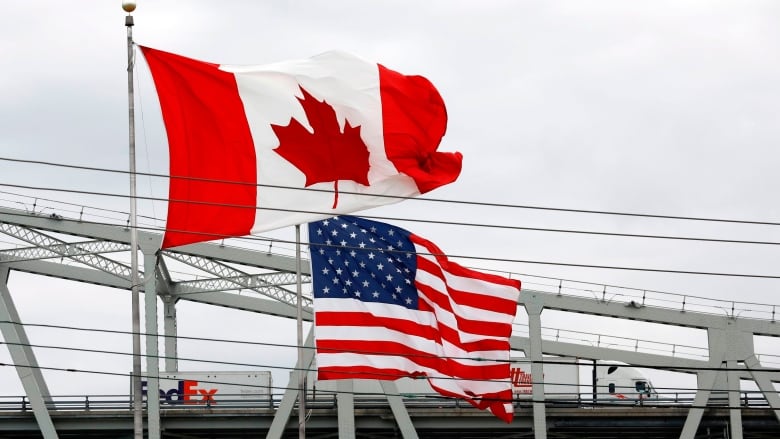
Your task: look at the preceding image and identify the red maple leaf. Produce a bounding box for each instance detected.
[272,86,370,208]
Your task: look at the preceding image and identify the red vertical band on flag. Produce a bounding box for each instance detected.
[378,65,463,193]
[140,46,257,248]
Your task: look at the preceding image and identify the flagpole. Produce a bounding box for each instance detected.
[295,224,306,439]
[123,2,143,439]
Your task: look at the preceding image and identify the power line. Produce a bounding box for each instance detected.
[2,207,780,279]
[2,155,779,227]
[4,320,780,377]
[3,181,778,249]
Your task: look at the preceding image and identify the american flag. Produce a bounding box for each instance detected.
[308,216,520,422]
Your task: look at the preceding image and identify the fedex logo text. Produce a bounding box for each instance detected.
[141,380,218,405]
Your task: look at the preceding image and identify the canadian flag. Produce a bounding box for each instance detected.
[140,47,462,248]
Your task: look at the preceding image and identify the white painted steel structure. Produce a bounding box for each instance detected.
[1,205,779,439]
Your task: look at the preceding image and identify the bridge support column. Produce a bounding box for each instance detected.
[0,267,59,439]
[727,359,743,439]
[267,328,315,439]
[744,355,780,421]
[679,368,718,439]
[380,380,420,439]
[142,249,161,439]
[161,295,178,372]
[523,293,547,439]
[336,379,355,439]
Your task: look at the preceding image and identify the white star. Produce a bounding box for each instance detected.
[321,267,330,275]
[362,280,370,287]
[354,291,361,297]
[316,228,323,235]
[331,229,338,237]
[341,223,349,229]
[372,291,380,298]
[395,286,403,293]
[386,274,393,281]
[345,279,352,286]
[350,250,357,257]
[405,297,413,305]
[359,242,366,248]
[323,220,330,226]
[340,240,347,246]
[388,229,395,236]
[332,277,339,284]
[352,270,360,277]
[335,268,343,275]
[322,287,330,294]
[368,252,375,260]
[377,263,384,270]
[350,232,357,239]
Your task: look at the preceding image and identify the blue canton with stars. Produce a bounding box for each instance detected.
[308,216,419,309]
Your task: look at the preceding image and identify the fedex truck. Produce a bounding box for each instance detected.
[138,371,272,406]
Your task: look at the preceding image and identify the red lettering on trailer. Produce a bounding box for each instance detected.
[198,388,218,404]
[510,367,538,394]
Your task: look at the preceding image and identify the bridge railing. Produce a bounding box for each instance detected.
[0,392,774,412]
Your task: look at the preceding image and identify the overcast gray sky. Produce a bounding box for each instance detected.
[1,1,780,399]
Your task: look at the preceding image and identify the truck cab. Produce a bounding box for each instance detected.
[597,364,657,401]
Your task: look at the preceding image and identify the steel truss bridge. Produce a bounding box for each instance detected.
[1,205,780,439]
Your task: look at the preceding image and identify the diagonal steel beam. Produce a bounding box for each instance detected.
[162,251,310,307]
[175,272,309,294]
[0,224,136,281]
[0,240,129,264]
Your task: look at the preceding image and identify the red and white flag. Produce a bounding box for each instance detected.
[140,47,462,248]
[309,216,521,423]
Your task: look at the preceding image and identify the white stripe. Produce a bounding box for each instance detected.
[314,297,434,322]
[415,245,520,302]
[315,325,508,364]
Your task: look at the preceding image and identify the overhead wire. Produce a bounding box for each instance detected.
[2,155,780,227]
[1,206,780,279]
[0,342,774,405]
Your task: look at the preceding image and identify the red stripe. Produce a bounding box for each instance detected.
[315,310,510,352]
[140,46,257,248]
[416,282,515,339]
[316,339,509,380]
[411,234,522,290]
[378,64,462,194]
[416,257,519,316]
[317,366,425,381]
[315,311,438,341]
[319,365,513,423]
